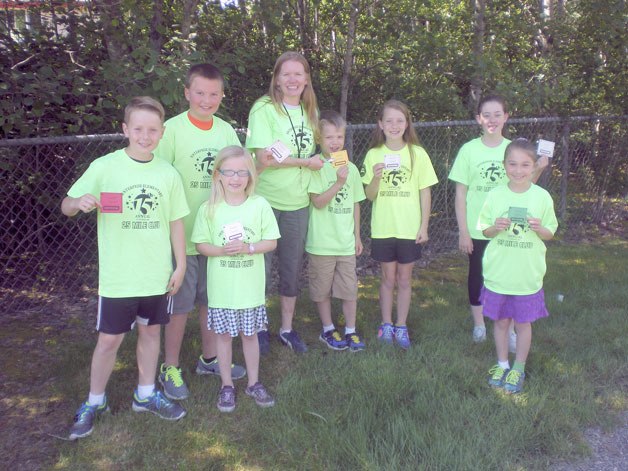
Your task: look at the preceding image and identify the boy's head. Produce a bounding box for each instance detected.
[316,110,346,157]
[122,96,165,158]
[184,63,225,121]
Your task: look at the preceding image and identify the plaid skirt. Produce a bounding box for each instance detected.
[207,305,268,337]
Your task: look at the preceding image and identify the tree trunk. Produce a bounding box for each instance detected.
[181,0,199,54]
[92,0,130,63]
[469,0,485,113]
[149,0,165,55]
[340,0,360,120]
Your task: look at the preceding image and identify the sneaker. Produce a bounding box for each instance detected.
[195,356,246,380]
[158,364,190,400]
[68,398,109,440]
[503,369,525,394]
[472,325,487,343]
[132,390,186,420]
[279,330,308,353]
[345,332,366,352]
[394,325,411,349]
[487,364,509,388]
[509,331,517,353]
[377,323,394,344]
[258,329,271,356]
[319,329,348,350]
[245,382,275,408]
[217,385,236,412]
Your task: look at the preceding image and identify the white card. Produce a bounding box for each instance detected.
[267,140,291,163]
[384,154,401,170]
[537,139,555,158]
[223,221,244,241]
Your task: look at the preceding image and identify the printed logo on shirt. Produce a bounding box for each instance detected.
[377,165,411,198]
[120,184,164,230]
[475,161,505,191]
[359,165,367,177]
[189,148,219,189]
[325,183,352,215]
[284,126,314,158]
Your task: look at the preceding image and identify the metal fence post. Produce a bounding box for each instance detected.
[559,121,570,221]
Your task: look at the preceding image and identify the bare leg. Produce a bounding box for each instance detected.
[342,299,357,329]
[514,322,532,363]
[493,319,510,363]
[137,324,161,386]
[241,333,260,387]
[89,332,125,394]
[395,262,414,326]
[280,295,296,331]
[216,332,233,387]
[163,312,187,366]
[316,298,333,327]
[379,261,397,324]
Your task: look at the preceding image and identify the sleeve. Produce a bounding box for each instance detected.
[168,170,190,221]
[190,203,213,244]
[416,148,439,189]
[260,199,281,240]
[154,120,176,164]
[307,167,325,194]
[350,164,366,202]
[245,99,274,150]
[360,150,375,185]
[67,159,102,198]
[225,124,243,147]
[540,192,559,234]
[448,144,469,185]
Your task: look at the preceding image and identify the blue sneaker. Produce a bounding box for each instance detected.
[345,332,366,352]
[487,364,509,388]
[257,329,271,356]
[319,329,348,350]
[68,398,109,440]
[279,330,308,353]
[503,369,525,394]
[394,325,411,349]
[195,356,246,380]
[132,390,186,420]
[377,323,394,344]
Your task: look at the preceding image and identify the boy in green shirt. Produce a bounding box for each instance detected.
[63,97,188,440]
[154,64,245,400]
[306,111,366,351]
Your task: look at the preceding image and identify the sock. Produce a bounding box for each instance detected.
[498,360,510,370]
[88,392,105,406]
[513,361,526,372]
[202,356,217,364]
[137,384,155,400]
[323,324,335,333]
[280,328,291,334]
[345,326,356,335]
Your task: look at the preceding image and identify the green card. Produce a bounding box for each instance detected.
[508,206,527,223]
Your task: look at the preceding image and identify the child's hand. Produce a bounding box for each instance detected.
[416,227,429,244]
[167,266,185,295]
[306,157,324,171]
[494,217,512,231]
[336,165,348,185]
[527,217,543,232]
[223,239,245,256]
[536,155,549,171]
[372,163,385,179]
[76,194,101,213]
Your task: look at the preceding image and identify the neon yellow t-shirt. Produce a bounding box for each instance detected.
[191,195,280,309]
[67,149,189,297]
[478,184,558,295]
[361,144,438,239]
[306,160,366,256]
[154,111,241,254]
[448,137,511,239]
[245,97,316,210]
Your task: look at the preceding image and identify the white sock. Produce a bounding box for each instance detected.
[88,392,105,406]
[323,324,335,333]
[137,384,155,400]
[280,328,291,334]
[498,360,510,370]
[345,326,356,335]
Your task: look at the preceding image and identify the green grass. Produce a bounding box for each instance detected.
[53,240,627,470]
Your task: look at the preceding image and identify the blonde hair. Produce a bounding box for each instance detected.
[207,146,257,217]
[124,96,165,124]
[369,99,422,171]
[268,51,318,129]
[315,110,346,144]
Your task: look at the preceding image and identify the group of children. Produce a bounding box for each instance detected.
[63,52,557,440]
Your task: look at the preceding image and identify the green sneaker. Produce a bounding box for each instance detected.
[487,364,509,388]
[504,369,525,394]
[158,364,190,400]
[68,398,109,440]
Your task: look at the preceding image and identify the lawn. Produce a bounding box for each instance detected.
[11,239,627,470]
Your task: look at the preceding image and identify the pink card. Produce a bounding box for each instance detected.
[100,192,123,213]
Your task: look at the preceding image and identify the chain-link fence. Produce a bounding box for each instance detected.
[1,116,626,313]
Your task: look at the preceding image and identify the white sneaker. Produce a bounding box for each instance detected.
[472,325,487,343]
[509,331,517,353]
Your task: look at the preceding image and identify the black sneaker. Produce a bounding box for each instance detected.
[279,329,308,353]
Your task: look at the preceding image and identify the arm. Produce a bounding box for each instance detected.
[416,187,431,244]
[532,156,549,183]
[364,163,385,201]
[354,202,363,256]
[196,239,278,257]
[310,166,348,209]
[527,217,554,241]
[254,148,323,173]
[482,217,511,238]
[167,218,186,295]
[61,194,101,217]
[454,183,473,254]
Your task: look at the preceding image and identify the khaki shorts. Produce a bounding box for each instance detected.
[308,254,358,302]
[172,254,208,314]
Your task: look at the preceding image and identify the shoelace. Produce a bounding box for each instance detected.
[331,331,343,341]
[347,334,361,344]
[165,366,184,387]
[75,403,96,421]
[505,369,522,385]
[220,388,235,403]
[488,365,505,380]
[249,384,268,400]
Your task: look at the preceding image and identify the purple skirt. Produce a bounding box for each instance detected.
[480,286,549,323]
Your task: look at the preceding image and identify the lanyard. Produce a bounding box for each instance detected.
[282,103,305,159]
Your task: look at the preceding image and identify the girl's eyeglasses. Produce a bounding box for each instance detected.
[218,169,251,177]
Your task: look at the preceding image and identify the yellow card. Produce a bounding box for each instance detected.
[330,150,349,167]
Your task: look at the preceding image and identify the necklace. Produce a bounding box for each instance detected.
[282,103,304,159]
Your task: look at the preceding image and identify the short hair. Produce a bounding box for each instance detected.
[185,63,224,88]
[315,110,346,143]
[477,94,508,115]
[124,96,165,124]
[505,138,538,162]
